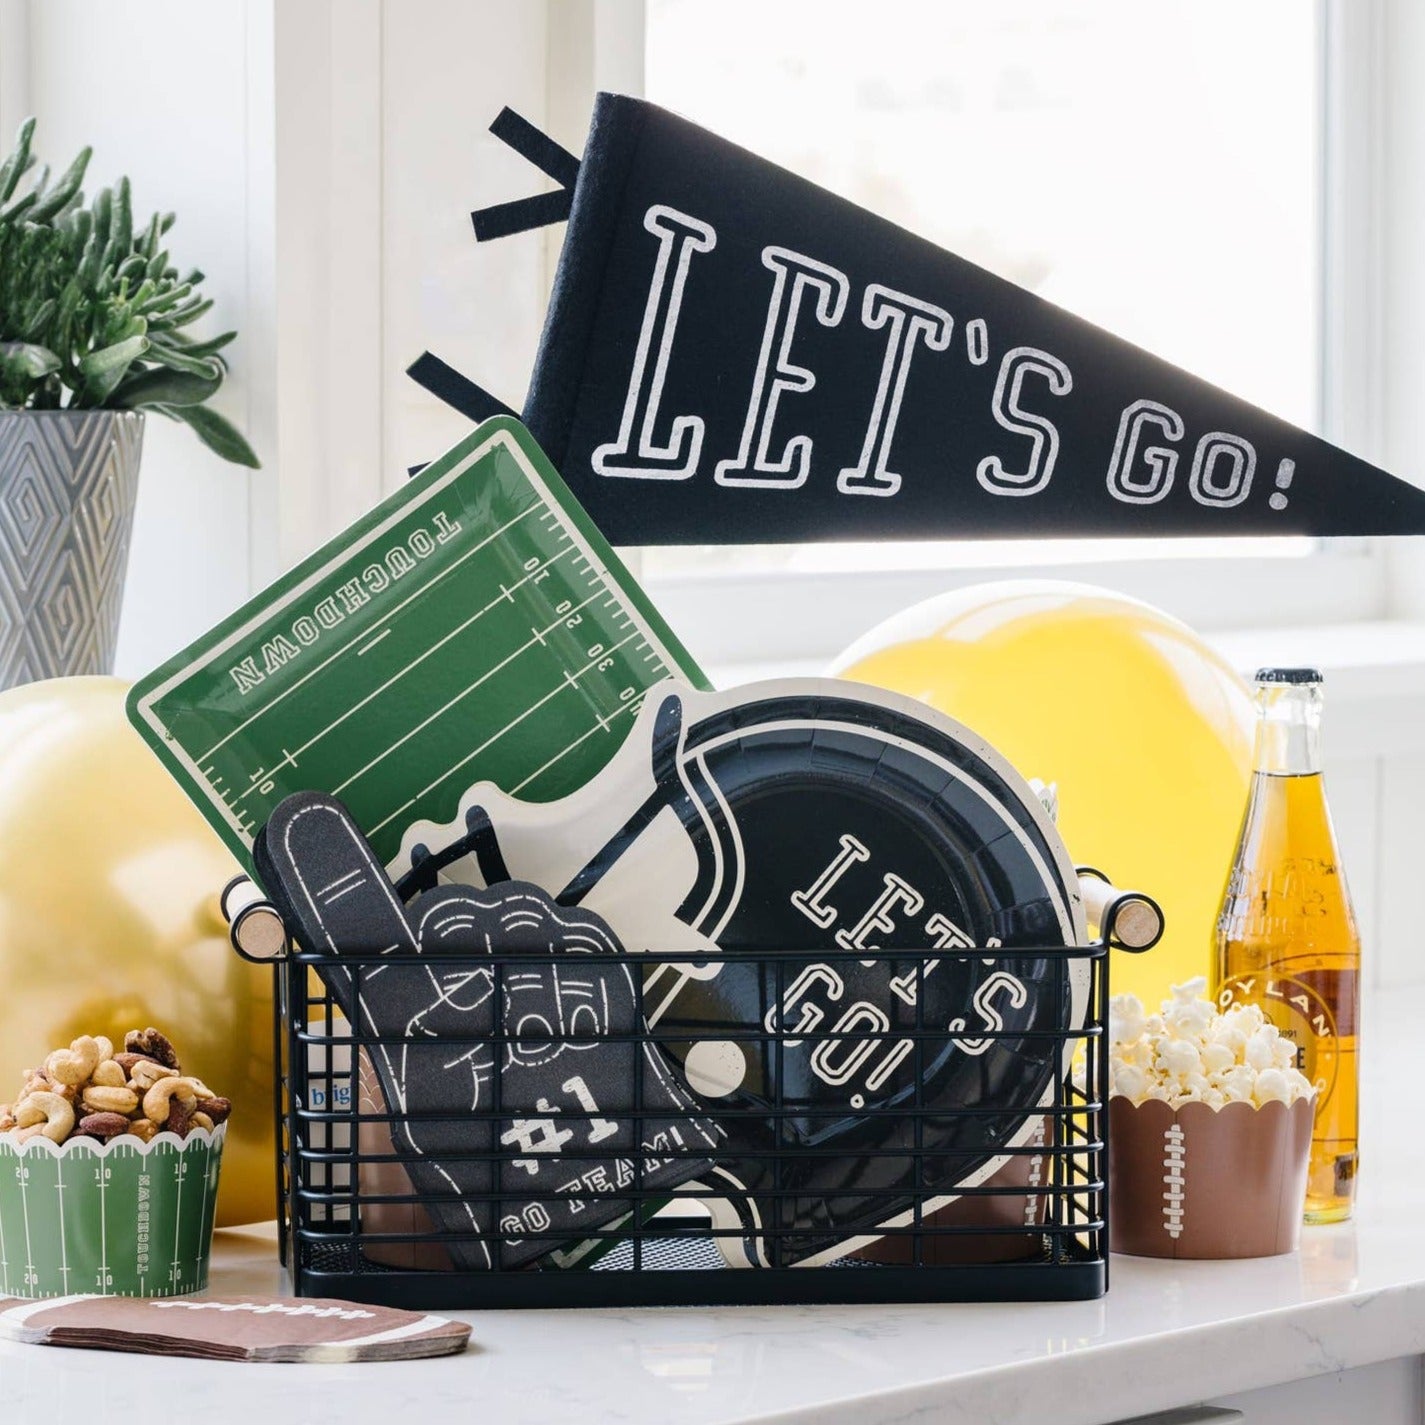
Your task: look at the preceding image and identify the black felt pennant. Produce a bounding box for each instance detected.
[443,94,1425,544]
[254,792,721,1271]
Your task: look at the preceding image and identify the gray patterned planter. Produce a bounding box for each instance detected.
[0,410,143,689]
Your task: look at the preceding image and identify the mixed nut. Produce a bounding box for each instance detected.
[0,1028,231,1145]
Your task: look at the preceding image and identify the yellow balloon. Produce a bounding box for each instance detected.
[0,676,274,1226]
[833,581,1254,1008]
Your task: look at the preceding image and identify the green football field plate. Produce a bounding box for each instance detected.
[127,417,706,873]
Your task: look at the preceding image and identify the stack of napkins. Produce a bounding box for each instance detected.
[0,1294,471,1363]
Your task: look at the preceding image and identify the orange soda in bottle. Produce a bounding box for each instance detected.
[1214,667,1359,1222]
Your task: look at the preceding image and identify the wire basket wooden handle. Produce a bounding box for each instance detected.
[1077,870,1164,952]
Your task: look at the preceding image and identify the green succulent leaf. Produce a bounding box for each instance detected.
[78,332,148,381]
[91,185,111,243]
[138,211,161,258]
[0,342,59,408]
[0,163,46,223]
[145,338,221,377]
[164,297,213,330]
[21,298,56,341]
[113,365,221,409]
[111,174,132,255]
[137,281,190,316]
[26,145,89,225]
[0,117,36,203]
[160,402,260,468]
[0,341,60,381]
[167,329,236,359]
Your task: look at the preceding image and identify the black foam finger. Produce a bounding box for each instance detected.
[256,795,723,1272]
[257,792,418,958]
[256,796,499,1267]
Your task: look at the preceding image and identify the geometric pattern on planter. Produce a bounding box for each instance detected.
[0,411,143,690]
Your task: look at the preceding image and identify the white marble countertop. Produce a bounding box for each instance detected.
[5,988,1423,1425]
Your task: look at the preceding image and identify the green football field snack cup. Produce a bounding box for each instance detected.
[0,1126,224,1298]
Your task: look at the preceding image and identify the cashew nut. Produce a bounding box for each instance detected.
[81,1085,139,1116]
[14,1091,75,1143]
[129,1059,176,1092]
[90,1059,126,1088]
[142,1076,199,1125]
[0,1103,15,1133]
[126,1117,156,1143]
[190,1111,215,1133]
[45,1036,101,1087]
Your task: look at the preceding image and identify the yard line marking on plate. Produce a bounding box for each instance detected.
[0,1157,8,1290]
[196,503,542,763]
[235,547,582,804]
[510,696,642,794]
[368,632,641,836]
[332,590,605,799]
[171,1146,183,1294]
[97,1160,106,1292]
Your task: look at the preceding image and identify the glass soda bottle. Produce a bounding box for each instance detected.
[1213,667,1360,1222]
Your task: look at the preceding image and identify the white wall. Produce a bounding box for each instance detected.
[379,0,554,486]
[8,0,260,675]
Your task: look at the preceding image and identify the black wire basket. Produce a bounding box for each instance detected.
[261,884,1150,1309]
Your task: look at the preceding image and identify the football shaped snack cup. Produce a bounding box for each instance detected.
[1109,1096,1314,1259]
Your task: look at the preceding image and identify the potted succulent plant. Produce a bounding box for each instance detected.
[0,118,257,689]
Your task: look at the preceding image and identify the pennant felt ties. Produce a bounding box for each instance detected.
[406,351,516,424]
[456,94,1425,545]
[470,106,580,241]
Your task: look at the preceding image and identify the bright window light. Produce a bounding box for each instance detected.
[642,0,1319,578]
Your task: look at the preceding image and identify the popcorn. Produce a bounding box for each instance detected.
[1201,1041,1235,1074]
[1244,1027,1277,1071]
[1114,1063,1148,1102]
[1109,994,1147,1046]
[1105,979,1315,1112]
[1161,981,1216,1040]
[1156,1038,1201,1079]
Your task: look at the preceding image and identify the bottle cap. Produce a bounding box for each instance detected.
[1254,667,1324,685]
